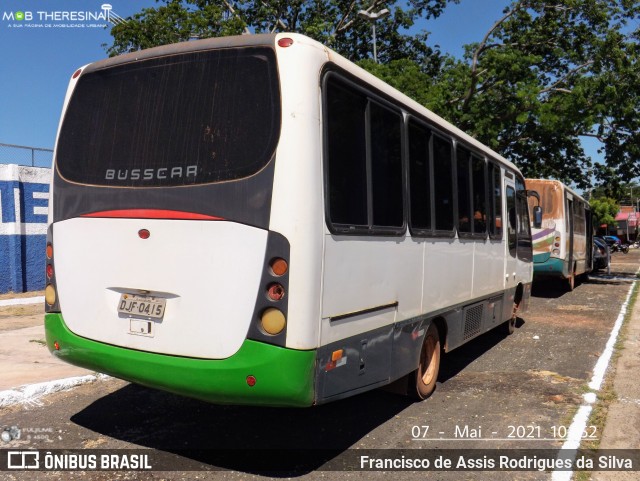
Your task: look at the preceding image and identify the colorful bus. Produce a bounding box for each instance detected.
[526,179,592,290]
[45,33,533,407]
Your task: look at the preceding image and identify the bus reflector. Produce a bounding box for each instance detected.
[72,68,82,79]
[326,350,345,371]
[270,258,288,276]
[261,308,286,335]
[45,284,56,306]
[138,229,151,239]
[54,341,60,351]
[46,243,53,259]
[246,375,257,387]
[277,37,294,48]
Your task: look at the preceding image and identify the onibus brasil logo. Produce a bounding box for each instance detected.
[2,3,126,27]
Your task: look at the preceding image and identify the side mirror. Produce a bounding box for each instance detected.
[533,206,543,229]
[527,190,542,228]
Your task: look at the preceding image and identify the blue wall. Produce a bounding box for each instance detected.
[0,165,50,293]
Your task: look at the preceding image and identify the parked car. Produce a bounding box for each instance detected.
[593,237,609,271]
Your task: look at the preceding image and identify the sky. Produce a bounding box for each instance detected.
[0,0,605,173]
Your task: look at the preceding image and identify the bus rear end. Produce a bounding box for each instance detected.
[44,36,315,407]
[526,179,567,278]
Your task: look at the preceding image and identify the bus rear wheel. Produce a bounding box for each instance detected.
[413,323,441,400]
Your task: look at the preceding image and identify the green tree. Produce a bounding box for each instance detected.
[106,0,452,73]
[590,197,619,230]
[425,0,640,190]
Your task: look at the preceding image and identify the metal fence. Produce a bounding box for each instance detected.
[0,142,53,168]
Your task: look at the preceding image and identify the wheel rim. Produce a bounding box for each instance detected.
[421,335,437,385]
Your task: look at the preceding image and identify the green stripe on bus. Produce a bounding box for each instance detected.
[45,313,316,407]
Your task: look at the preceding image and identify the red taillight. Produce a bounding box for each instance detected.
[267,283,285,301]
[46,264,54,279]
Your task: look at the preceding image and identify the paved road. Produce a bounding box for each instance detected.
[1,250,639,480]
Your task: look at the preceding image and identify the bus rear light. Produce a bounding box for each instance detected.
[46,264,54,279]
[552,248,560,255]
[45,284,57,306]
[266,283,285,301]
[72,68,82,79]
[46,243,53,259]
[277,37,294,48]
[260,308,286,335]
[269,258,288,276]
[246,375,257,387]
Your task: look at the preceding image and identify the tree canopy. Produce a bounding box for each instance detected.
[106,0,640,194]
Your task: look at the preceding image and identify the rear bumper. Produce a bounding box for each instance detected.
[45,313,316,407]
[532,256,567,278]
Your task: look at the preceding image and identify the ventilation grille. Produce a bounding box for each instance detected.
[463,304,484,340]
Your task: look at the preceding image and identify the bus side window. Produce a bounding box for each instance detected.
[408,119,432,233]
[488,163,502,238]
[370,102,403,228]
[433,135,454,233]
[506,186,517,257]
[325,79,368,227]
[456,146,472,235]
[472,155,487,236]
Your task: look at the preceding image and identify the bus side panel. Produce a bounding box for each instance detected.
[472,239,506,299]
[424,239,472,308]
[315,324,393,402]
[320,235,423,345]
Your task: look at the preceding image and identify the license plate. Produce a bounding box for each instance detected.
[117,294,166,319]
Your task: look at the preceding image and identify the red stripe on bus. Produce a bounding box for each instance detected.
[81,209,224,220]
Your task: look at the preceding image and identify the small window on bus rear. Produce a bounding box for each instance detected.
[56,47,281,187]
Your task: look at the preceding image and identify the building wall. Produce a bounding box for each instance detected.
[0,164,51,293]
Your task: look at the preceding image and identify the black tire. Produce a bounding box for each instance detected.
[413,323,441,400]
[504,302,518,335]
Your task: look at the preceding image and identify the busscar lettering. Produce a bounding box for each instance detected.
[105,165,198,181]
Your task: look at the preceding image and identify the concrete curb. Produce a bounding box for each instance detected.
[0,374,110,408]
[0,296,43,307]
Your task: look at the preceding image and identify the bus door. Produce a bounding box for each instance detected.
[505,178,518,288]
[565,193,574,277]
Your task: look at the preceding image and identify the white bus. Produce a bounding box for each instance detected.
[526,179,592,290]
[44,33,533,407]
